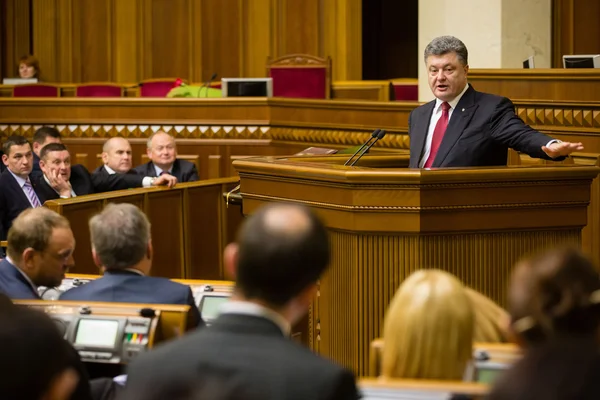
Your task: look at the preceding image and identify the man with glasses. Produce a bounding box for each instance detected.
[0,207,75,299]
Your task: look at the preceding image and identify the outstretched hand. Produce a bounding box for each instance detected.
[153,174,178,188]
[542,141,584,159]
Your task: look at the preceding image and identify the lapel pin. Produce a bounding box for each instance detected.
[462,108,465,112]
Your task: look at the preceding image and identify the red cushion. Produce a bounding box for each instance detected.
[140,81,177,97]
[270,68,327,99]
[393,84,418,101]
[76,85,122,97]
[13,85,59,97]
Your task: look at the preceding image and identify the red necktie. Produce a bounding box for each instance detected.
[424,101,450,168]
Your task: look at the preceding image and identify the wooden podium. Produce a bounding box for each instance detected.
[233,154,599,376]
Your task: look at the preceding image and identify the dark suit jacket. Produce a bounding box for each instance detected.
[30,152,42,181]
[122,313,359,400]
[35,164,95,203]
[134,159,199,182]
[0,259,40,299]
[91,165,144,192]
[0,169,42,242]
[408,86,557,168]
[59,269,202,328]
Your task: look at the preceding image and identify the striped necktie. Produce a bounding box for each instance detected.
[23,180,42,207]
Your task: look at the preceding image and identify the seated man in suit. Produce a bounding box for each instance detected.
[91,136,177,192]
[35,143,94,203]
[409,35,584,168]
[0,135,43,246]
[122,203,358,400]
[60,203,202,328]
[31,126,62,180]
[134,131,199,182]
[0,207,75,299]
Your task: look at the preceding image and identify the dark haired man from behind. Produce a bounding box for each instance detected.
[123,203,359,400]
[60,203,202,328]
[31,126,61,180]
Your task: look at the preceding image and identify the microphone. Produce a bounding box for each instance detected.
[344,129,381,166]
[203,72,218,97]
[349,129,386,167]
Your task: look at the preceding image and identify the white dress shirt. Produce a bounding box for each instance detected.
[419,83,470,168]
[219,300,291,336]
[8,170,41,207]
[419,83,559,167]
[104,165,154,188]
[152,164,173,176]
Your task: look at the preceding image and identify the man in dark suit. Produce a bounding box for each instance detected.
[31,126,62,180]
[122,203,359,400]
[408,35,584,168]
[134,130,199,182]
[0,207,75,299]
[35,143,94,203]
[0,136,43,247]
[91,136,177,192]
[60,203,202,328]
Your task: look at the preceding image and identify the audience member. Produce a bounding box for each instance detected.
[122,203,359,400]
[488,247,600,400]
[465,287,510,343]
[31,126,62,180]
[0,207,75,299]
[36,143,94,202]
[0,135,43,248]
[0,293,94,400]
[382,269,474,380]
[134,131,199,182]
[18,54,40,79]
[59,203,202,328]
[91,137,176,191]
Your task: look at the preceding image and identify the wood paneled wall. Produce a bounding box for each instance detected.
[552,0,600,68]
[1,0,362,83]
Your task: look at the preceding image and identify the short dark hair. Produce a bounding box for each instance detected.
[40,142,69,160]
[33,126,61,145]
[235,203,330,306]
[0,297,73,399]
[509,247,600,345]
[2,135,30,156]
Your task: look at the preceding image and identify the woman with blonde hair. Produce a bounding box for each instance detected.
[465,287,510,343]
[382,269,475,380]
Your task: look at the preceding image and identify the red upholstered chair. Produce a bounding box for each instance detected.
[76,83,124,97]
[392,79,418,101]
[13,84,60,97]
[138,78,187,97]
[266,54,331,99]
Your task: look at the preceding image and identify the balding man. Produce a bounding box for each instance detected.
[123,203,358,400]
[134,131,199,182]
[0,208,75,299]
[91,137,176,192]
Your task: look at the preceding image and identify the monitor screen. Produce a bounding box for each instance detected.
[75,319,119,348]
[222,78,273,97]
[563,55,600,68]
[475,363,508,384]
[200,296,228,320]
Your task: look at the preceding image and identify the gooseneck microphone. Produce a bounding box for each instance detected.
[344,129,381,166]
[203,72,218,97]
[349,129,387,167]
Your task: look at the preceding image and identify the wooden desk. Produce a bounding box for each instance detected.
[469,69,600,102]
[44,178,242,279]
[233,154,599,375]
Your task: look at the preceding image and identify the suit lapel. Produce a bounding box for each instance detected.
[171,160,181,181]
[147,162,158,178]
[7,172,33,207]
[432,86,478,167]
[409,101,435,168]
